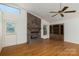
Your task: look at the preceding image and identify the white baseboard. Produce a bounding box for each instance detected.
[64,40,79,44]
[3,41,27,48]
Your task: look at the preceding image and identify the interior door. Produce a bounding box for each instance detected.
[3,12,17,47]
[0,4,20,47]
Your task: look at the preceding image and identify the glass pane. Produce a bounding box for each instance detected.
[0,4,20,15]
[43,25,47,35]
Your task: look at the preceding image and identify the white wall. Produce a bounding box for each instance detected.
[50,13,79,44]
[64,17,79,44]
[16,9,27,44]
[41,19,50,39]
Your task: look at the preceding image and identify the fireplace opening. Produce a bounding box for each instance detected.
[31,31,40,39]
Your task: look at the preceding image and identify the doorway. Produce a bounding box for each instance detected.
[0,4,20,47]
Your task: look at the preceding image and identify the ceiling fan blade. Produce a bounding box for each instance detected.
[51,14,58,17]
[60,14,64,17]
[61,6,69,12]
[49,11,58,13]
[64,10,76,13]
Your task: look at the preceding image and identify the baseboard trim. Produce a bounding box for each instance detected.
[64,40,79,45]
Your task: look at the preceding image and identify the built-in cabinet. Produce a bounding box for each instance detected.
[50,24,64,41]
[27,13,41,43]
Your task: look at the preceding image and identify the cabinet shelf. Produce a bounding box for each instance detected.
[50,24,64,41]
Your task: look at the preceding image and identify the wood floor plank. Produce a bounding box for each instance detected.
[1,39,79,56]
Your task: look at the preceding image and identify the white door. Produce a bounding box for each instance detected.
[0,4,20,47]
[3,12,18,47]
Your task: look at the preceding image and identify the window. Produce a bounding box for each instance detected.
[0,4,20,15]
[43,25,47,35]
[0,4,20,35]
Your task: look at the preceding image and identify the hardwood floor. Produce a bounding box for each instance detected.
[1,39,79,56]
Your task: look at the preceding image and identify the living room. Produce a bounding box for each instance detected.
[0,3,79,56]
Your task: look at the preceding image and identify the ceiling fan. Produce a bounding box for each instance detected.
[49,4,76,17]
